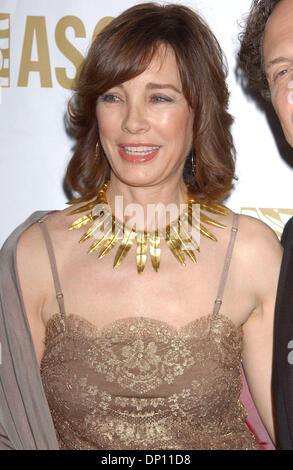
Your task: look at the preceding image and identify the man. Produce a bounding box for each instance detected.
[238,0,293,449]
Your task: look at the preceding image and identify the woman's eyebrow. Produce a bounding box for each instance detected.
[146,82,182,93]
[115,82,182,93]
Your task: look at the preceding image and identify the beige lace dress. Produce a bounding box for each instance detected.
[38,213,259,450]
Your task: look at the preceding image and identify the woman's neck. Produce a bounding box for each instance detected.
[105,175,189,232]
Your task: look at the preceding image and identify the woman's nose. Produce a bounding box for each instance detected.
[121,102,150,134]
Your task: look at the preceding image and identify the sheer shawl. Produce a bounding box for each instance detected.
[0,211,59,449]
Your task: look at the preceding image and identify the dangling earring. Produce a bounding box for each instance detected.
[191,149,196,180]
[95,141,99,159]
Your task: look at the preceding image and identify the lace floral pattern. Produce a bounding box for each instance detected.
[40,313,259,450]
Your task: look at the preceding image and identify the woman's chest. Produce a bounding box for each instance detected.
[40,227,256,333]
[41,243,222,330]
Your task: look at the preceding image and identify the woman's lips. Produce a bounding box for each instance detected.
[118,144,160,163]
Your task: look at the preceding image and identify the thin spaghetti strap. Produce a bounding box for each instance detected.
[213,213,239,316]
[38,217,66,320]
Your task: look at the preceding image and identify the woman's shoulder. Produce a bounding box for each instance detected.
[231,212,283,277]
[203,206,280,246]
[0,210,54,262]
[0,210,62,323]
[16,199,97,268]
[234,212,281,253]
[221,212,282,304]
[15,203,84,255]
[8,210,63,255]
[13,206,82,319]
[236,212,280,241]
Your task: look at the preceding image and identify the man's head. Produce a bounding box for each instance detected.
[238,0,293,147]
[263,0,293,146]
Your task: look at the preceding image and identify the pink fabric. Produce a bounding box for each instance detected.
[240,368,275,450]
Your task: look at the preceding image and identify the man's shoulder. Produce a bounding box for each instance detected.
[281,217,293,248]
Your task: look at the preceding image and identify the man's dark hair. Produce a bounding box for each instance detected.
[238,0,282,100]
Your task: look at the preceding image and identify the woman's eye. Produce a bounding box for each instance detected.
[100,94,120,103]
[150,94,173,103]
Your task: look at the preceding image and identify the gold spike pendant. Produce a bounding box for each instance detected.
[66,179,230,273]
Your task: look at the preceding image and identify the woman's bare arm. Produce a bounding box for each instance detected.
[238,216,283,444]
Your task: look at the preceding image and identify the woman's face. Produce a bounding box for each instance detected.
[95,46,194,187]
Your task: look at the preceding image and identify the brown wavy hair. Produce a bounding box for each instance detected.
[66,2,235,202]
[238,0,281,101]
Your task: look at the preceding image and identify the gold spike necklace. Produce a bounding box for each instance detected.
[66,179,230,274]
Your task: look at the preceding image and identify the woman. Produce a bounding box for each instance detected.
[0,3,282,450]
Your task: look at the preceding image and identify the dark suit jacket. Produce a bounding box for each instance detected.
[273,217,293,449]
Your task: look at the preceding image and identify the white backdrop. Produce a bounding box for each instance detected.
[1,0,293,247]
